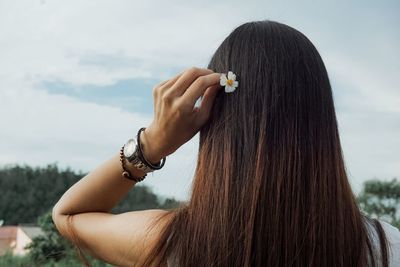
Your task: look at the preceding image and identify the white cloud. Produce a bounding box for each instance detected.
[0,0,398,201]
[338,111,400,192]
[323,53,400,192]
[0,0,242,87]
[0,76,197,200]
[325,53,400,113]
[0,0,246,200]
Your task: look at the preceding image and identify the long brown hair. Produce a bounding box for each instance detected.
[141,20,389,267]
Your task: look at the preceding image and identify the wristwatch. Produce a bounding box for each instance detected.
[123,127,166,174]
[123,138,154,173]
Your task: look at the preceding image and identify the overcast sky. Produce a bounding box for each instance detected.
[0,0,399,201]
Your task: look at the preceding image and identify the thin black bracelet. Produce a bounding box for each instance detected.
[136,127,166,170]
[119,146,146,182]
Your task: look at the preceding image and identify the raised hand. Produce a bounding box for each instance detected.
[140,67,222,164]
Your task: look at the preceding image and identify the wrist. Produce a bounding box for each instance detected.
[140,128,164,165]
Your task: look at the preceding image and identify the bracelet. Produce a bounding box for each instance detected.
[136,127,166,170]
[119,146,147,183]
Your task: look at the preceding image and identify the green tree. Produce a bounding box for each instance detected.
[25,210,73,263]
[25,210,112,266]
[0,163,181,266]
[0,164,180,225]
[0,164,83,225]
[160,197,183,209]
[357,178,400,228]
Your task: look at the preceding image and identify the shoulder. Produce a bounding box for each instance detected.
[369,219,400,266]
[378,220,400,244]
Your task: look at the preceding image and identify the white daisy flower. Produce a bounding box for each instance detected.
[220,71,239,93]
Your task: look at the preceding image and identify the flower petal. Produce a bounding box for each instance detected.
[233,81,238,87]
[225,85,236,93]
[227,71,236,80]
[220,74,227,86]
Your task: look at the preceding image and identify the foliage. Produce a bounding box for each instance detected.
[0,164,181,225]
[357,178,400,228]
[0,163,83,225]
[0,250,111,267]
[0,250,31,267]
[161,197,183,209]
[0,163,181,266]
[10,210,111,266]
[25,211,73,263]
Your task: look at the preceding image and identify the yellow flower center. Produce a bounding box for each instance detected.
[227,79,234,86]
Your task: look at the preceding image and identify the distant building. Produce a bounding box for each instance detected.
[0,224,44,256]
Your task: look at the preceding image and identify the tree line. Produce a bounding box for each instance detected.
[0,163,181,226]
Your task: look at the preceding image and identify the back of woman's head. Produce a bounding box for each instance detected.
[142,20,389,267]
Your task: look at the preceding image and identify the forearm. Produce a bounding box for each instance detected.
[53,133,163,216]
[53,153,138,215]
[52,66,220,217]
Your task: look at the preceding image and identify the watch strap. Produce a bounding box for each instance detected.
[136,127,166,170]
[124,127,166,174]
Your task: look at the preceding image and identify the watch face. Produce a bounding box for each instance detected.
[123,138,137,158]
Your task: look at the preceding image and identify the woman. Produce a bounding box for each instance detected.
[52,20,400,266]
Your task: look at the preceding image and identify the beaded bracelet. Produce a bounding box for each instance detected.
[119,146,147,183]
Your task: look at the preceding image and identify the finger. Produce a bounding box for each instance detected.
[153,71,185,110]
[153,79,169,89]
[153,79,168,114]
[193,84,222,127]
[166,67,214,97]
[158,70,185,94]
[181,73,221,107]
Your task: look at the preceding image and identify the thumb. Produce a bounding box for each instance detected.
[194,84,222,127]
